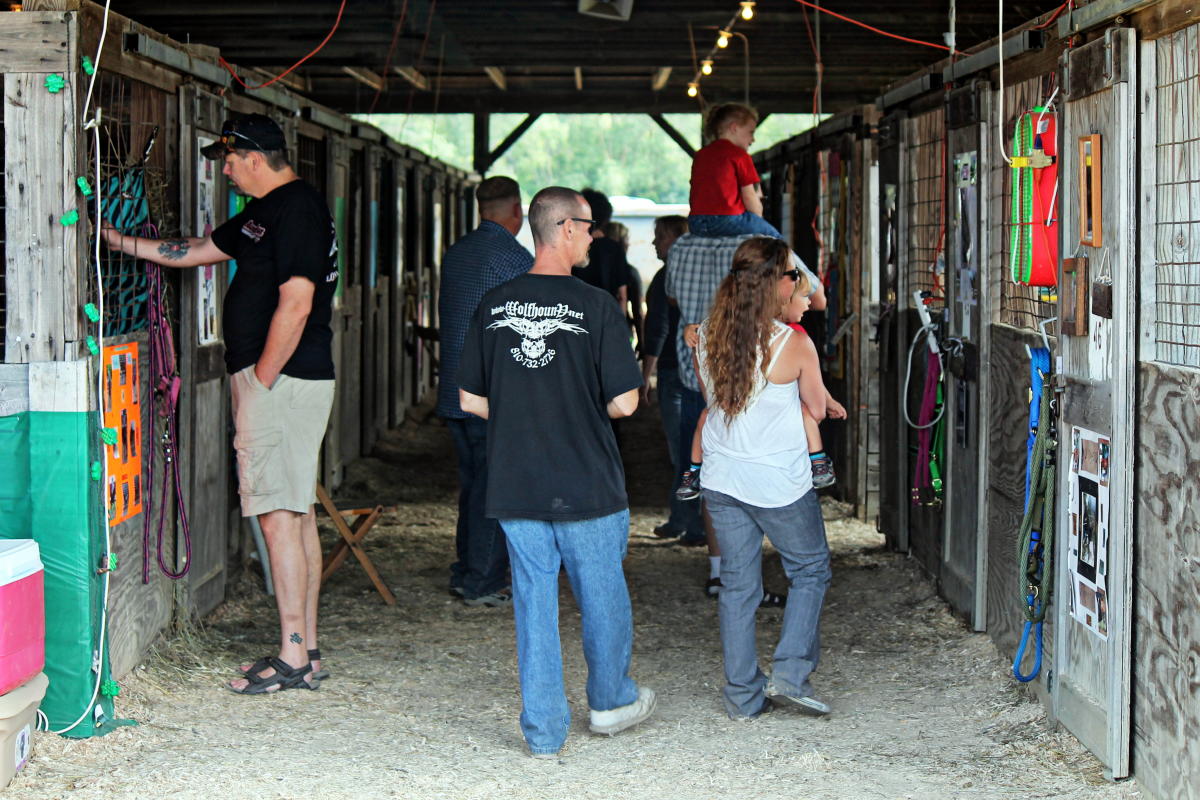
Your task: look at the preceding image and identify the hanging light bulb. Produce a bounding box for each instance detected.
[739,1,756,20]
[687,82,699,98]
[701,59,713,76]
[717,29,731,48]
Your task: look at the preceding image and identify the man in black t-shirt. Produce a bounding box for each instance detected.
[458,186,657,758]
[101,114,337,695]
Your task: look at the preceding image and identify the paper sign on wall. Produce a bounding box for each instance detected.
[1067,425,1111,639]
[196,135,221,345]
[103,342,143,527]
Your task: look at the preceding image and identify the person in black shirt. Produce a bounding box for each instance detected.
[573,188,633,306]
[458,186,656,758]
[641,215,689,536]
[101,114,337,695]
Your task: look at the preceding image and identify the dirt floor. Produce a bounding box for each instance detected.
[13,408,1144,800]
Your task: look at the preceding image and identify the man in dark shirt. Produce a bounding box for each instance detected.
[101,114,337,694]
[573,188,632,306]
[641,215,689,537]
[458,186,656,758]
[436,176,532,607]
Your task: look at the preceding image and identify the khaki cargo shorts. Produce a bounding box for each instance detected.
[230,365,335,518]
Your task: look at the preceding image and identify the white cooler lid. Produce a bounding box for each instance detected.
[0,540,42,586]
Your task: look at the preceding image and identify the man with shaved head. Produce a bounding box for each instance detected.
[458,186,656,758]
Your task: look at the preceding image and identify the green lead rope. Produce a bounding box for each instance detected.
[1009,112,1036,283]
[1017,380,1056,624]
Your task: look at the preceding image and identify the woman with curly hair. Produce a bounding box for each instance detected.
[694,235,832,720]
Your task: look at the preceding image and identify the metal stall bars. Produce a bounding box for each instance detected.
[900,102,947,580]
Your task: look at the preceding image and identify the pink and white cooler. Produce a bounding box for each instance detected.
[0,539,44,696]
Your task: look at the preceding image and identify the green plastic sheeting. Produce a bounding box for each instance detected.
[0,408,122,738]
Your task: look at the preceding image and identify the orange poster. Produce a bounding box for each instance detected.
[102,342,143,526]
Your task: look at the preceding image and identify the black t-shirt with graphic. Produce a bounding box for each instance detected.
[458,273,642,521]
[211,179,339,379]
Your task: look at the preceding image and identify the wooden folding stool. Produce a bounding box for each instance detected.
[315,483,396,605]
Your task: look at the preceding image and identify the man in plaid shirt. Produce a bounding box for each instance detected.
[665,234,824,552]
[437,176,533,606]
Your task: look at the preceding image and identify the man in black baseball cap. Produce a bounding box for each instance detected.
[200,113,289,161]
[101,111,339,695]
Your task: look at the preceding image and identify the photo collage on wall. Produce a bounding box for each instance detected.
[1067,426,1111,639]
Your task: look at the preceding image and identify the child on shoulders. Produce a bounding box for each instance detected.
[688,103,783,239]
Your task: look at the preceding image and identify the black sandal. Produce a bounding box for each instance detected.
[228,657,313,695]
[760,591,787,608]
[308,649,330,682]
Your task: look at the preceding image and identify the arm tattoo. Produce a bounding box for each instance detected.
[157,239,192,261]
[289,632,303,645]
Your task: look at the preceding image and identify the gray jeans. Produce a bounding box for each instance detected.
[704,488,831,718]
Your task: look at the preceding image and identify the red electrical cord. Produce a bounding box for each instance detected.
[791,0,954,53]
[368,0,411,113]
[220,0,349,90]
[1032,0,1072,30]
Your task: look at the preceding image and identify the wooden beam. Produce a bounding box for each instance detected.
[0,11,69,72]
[473,112,490,175]
[394,66,429,90]
[574,66,583,91]
[651,66,672,92]
[342,66,384,91]
[483,66,507,91]
[648,113,696,158]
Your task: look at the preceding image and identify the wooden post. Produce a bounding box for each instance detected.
[473,112,490,175]
[3,11,80,363]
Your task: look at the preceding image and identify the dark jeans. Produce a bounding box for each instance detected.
[657,367,688,531]
[447,417,509,598]
[674,386,707,539]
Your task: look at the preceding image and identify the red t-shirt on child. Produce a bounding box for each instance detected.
[689,139,761,216]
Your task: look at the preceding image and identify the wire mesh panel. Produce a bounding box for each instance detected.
[89,74,179,337]
[1154,26,1200,368]
[296,133,327,195]
[904,107,945,302]
[990,73,1058,330]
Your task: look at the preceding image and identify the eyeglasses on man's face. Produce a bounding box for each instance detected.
[556,217,596,228]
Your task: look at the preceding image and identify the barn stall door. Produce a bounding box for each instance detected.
[1052,29,1136,778]
[177,84,229,616]
[941,83,990,629]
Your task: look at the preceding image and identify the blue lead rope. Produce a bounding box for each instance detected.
[1013,347,1051,683]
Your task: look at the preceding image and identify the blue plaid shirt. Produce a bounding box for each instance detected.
[437,221,533,418]
[665,234,816,392]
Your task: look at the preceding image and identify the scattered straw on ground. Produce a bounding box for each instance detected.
[11,410,1143,800]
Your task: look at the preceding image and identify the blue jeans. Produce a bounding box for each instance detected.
[703,488,831,718]
[688,212,783,238]
[674,387,707,540]
[447,417,509,598]
[499,510,640,754]
[657,367,689,530]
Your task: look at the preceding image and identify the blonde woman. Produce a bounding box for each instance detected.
[694,236,832,719]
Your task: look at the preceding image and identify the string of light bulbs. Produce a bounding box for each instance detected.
[687,1,756,98]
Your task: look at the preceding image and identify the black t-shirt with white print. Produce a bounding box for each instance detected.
[211,179,339,379]
[458,273,642,521]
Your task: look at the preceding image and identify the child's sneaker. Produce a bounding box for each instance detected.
[811,454,836,489]
[676,468,702,501]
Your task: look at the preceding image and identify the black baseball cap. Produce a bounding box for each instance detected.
[200,114,287,159]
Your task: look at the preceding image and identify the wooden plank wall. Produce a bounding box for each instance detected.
[1133,361,1200,800]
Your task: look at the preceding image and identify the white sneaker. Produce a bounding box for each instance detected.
[765,682,831,716]
[588,687,657,735]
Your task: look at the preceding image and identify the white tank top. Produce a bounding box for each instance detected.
[697,320,813,508]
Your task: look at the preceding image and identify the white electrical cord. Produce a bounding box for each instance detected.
[997,0,1012,165]
[1036,84,1061,227]
[81,0,112,122]
[902,322,947,430]
[51,107,114,737]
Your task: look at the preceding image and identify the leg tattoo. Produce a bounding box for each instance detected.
[289,632,303,645]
